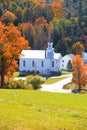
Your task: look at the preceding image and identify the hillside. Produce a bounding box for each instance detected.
[0,0,87,55]
[63,0,87,18]
[39,0,63,4]
[0,89,87,130]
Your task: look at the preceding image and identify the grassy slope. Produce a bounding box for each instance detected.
[0,90,87,130]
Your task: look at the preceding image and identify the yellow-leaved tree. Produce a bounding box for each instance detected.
[72,41,85,55]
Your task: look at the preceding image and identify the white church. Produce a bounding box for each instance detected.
[19,42,62,75]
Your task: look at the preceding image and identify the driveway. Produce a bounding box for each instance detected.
[15,74,72,93]
[41,76,72,93]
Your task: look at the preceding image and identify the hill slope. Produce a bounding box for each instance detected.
[0,89,87,130]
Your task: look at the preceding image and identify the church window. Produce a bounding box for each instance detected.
[52,61,54,67]
[32,60,35,67]
[23,60,26,67]
[41,61,44,67]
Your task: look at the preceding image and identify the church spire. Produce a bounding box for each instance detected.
[49,33,53,43]
[46,35,54,59]
[47,33,53,49]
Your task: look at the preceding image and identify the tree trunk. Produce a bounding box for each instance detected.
[0,58,5,88]
[1,64,5,88]
[79,84,81,92]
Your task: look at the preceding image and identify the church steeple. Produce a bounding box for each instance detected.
[46,39,54,59]
[49,33,53,43]
[47,42,53,50]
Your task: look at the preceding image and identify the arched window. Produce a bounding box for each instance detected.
[41,61,44,67]
[23,60,26,67]
[52,61,54,67]
[32,60,35,67]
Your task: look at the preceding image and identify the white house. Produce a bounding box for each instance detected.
[82,52,87,64]
[19,42,62,75]
[61,54,75,71]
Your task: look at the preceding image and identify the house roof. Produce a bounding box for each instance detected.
[20,50,61,59]
[62,54,75,59]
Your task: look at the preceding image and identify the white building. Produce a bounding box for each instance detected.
[82,52,87,64]
[61,54,75,71]
[61,52,87,71]
[19,42,62,75]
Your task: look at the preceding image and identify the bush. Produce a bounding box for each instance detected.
[26,75,45,90]
[6,80,33,90]
[63,82,75,90]
[80,90,87,94]
[6,75,45,90]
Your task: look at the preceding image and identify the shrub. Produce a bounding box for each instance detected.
[26,75,45,90]
[6,80,33,90]
[63,82,75,90]
[23,84,33,90]
[6,75,45,90]
[6,81,18,89]
[80,90,87,94]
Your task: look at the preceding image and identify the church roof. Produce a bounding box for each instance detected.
[20,50,61,59]
[20,50,45,59]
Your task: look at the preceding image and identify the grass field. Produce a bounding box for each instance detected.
[0,89,87,130]
[44,77,67,84]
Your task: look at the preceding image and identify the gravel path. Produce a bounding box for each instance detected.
[41,76,72,93]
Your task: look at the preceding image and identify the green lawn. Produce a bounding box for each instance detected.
[61,70,72,75]
[13,71,20,77]
[44,77,67,84]
[0,90,87,130]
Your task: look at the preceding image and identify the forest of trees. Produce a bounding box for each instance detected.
[0,0,87,88]
[0,0,87,55]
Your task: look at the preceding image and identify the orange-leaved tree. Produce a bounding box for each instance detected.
[72,55,87,91]
[0,21,29,88]
[52,2,63,19]
[1,11,16,24]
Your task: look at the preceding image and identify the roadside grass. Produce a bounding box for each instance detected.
[0,89,87,130]
[61,70,72,75]
[63,82,75,90]
[44,70,72,84]
[63,83,87,94]
[13,71,20,77]
[44,77,67,84]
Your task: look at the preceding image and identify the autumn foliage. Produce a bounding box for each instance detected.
[34,17,51,49]
[72,55,87,91]
[72,41,85,55]
[0,22,28,88]
[1,11,16,23]
[52,2,63,18]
